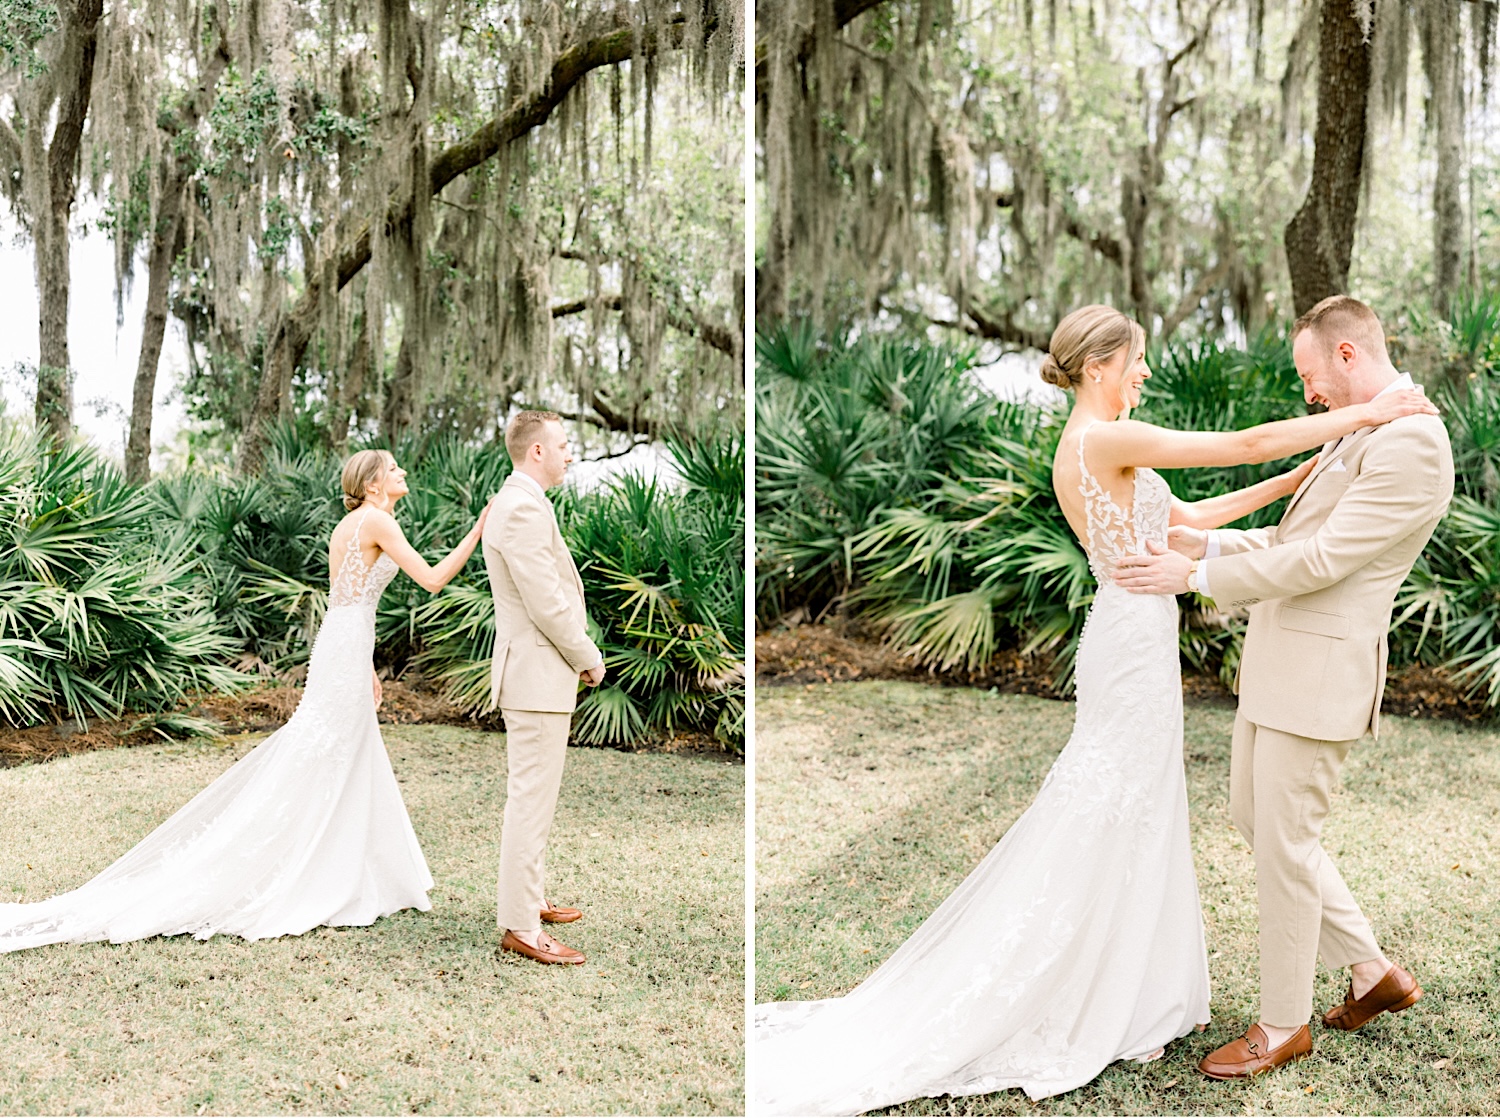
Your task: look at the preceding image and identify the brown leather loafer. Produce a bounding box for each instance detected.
[1199,1024,1311,1080]
[540,902,582,924]
[1323,963,1422,1031]
[500,930,585,965]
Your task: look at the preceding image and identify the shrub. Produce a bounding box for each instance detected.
[0,424,245,726]
[756,312,1500,711]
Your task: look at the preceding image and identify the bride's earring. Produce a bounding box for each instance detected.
[1091,373,1103,384]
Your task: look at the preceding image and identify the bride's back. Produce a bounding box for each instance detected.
[327,508,388,587]
[1052,421,1144,550]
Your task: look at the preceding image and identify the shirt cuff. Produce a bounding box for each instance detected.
[1205,532,1222,559]
[1197,558,1214,599]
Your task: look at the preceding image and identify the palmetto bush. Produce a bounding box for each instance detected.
[758,313,1500,710]
[412,434,746,750]
[1,418,744,748]
[147,423,745,750]
[1389,294,1500,706]
[756,326,1002,624]
[0,424,244,727]
[757,327,1093,686]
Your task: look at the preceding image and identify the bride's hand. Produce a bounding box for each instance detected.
[372,670,383,709]
[1362,387,1437,427]
[1281,452,1319,494]
[474,497,494,538]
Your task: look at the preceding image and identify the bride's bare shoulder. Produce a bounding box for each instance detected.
[330,506,393,544]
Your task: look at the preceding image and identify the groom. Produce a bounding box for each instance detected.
[1116,295,1454,1077]
[483,409,606,965]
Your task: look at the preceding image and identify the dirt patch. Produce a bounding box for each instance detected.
[2,674,736,768]
[756,621,1496,725]
[755,618,1083,700]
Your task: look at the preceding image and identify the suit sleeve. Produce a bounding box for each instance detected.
[497,499,603,672]
[1210,525,1277,556]
[1206,425,1450,606]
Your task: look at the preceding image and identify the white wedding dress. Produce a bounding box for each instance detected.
[0,510,434,952]
[753,422,1211,1114]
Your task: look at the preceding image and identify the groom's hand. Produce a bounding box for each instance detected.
[581,664,606,687]
[1114,540,1192,595]
[1167,525,1207,559]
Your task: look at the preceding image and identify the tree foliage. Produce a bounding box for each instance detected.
[756,0,1499,344]
[2,0,745,476]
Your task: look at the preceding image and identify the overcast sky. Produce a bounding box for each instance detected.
[0,209,191,469]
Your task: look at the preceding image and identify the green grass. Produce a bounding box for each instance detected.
[0,725,744,1115]
[755,682,1500,1115]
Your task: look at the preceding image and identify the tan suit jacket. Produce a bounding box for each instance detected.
[1208,413,1453,742]
[483,474,602,713]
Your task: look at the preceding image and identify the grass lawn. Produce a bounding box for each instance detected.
[755,682,1500,1116]
[0,725,744,1115]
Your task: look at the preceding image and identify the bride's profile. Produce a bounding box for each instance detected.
[0,449,489,953]
[751,305,1437,1116]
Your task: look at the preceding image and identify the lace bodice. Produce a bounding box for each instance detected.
[328,509,400,612]
[1077,420,1172,581]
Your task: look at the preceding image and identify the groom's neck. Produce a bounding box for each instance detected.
[516,464,552,489]
[1343,362,1401,406]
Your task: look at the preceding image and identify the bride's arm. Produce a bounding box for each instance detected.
[364,503,490,593]
[1086,390,1433,473]
[1169,454,1318,531]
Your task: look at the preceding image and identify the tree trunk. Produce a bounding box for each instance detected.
[1121,169,1153,333]
[33,0,106,445]
[237,8,713,475]
[125,187,185,485]
[1424,2,1464,317]
[124,32,230,485]
[34,206,73,441]
[381,332,418,440]
[1284,0,1373,316]
[327,314,371,454]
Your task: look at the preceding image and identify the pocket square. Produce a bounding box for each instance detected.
[1328,460,1347,472]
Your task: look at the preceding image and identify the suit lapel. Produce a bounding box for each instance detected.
[1283,425,1371,519]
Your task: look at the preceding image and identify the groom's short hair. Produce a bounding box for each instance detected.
[506,410,562,463]
[1292,295,1389,359]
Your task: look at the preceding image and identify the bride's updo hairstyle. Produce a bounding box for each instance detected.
[1039,305,1143,390]
[341,449,394,512]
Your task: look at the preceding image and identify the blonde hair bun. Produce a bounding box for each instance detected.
[1039,353,1071,389]
[340,450,393,512]
[1040,305,1142,391]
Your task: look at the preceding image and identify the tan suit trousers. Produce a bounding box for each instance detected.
[1229,712,1382,1025]
[496,709,572,934]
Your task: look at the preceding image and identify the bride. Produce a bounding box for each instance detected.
[752,305,1436,1115]
[0,449,488,952]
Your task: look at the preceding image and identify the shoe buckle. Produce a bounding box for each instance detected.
[1246,1040,1259,1054]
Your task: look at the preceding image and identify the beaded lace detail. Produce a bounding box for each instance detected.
[329,508,400,613]
[1077,420,1173,581]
